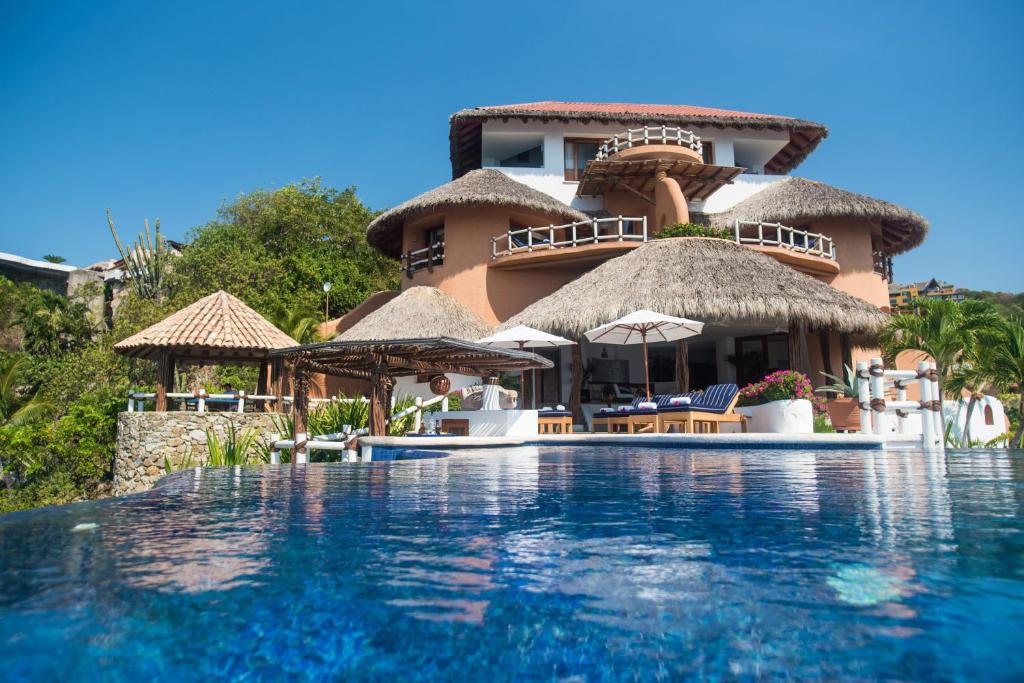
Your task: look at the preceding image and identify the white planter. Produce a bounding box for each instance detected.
[736,399,814,434]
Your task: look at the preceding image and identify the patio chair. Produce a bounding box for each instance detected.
[591,395,645,433]
[657,384,746,433]
[627,393,693,433]
[538,406,573,434]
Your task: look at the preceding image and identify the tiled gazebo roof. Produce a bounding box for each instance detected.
[114,290,296,361]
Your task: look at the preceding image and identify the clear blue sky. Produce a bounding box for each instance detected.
[1,0,1022,291]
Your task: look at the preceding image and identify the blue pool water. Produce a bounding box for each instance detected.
[2,447,1023,681]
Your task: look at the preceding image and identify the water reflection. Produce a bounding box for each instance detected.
[0,448,1022,681]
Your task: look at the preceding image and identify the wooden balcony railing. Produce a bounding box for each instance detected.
[595,126,702,161]
[873,251,894,282]
[491,216,648,259]
[401,242,445,277]
[732,221,837,261]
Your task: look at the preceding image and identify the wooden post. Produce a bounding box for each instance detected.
[675,339,689,393]
[156,352,174,412]
[641,331,651,401]
[256,359,270,411]
[840,333,853,373]
[291,360,309,461]
[368,358,391,437]
[788,321,812,378]
[272,358,285,413]
[818,329,834,381]
[570,342,584,424]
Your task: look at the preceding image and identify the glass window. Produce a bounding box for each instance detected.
[564,138,599,181]
[701,141,715,165]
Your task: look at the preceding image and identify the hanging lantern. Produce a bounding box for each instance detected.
[429,374,451,396]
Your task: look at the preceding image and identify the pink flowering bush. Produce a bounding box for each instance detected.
[738,370,826,415]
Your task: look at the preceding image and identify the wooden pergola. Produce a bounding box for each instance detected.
[270,337,552,439]
[113,291,298,411]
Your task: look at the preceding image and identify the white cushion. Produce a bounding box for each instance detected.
[669,396,691,406]
[617,406,630,412]
[540,407,551,411]
[637,401,657,410]
[556,404,566,411]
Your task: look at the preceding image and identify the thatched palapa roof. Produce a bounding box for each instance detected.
[711,177,928,255]
[501,238,887,337]
[114,290,296,360]
[450,101,828,178]
[336,286,493,342]
[367,169,588,259]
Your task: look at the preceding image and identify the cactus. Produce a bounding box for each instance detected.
[106,209,171,300]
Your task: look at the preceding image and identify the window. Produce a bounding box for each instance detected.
[701,140,715,165]
[734,334,790,386]
[404,225,444,276]
[425,226,444,265]
[564,138,600,181]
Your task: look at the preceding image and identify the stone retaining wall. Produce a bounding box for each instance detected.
[114,412,281,495]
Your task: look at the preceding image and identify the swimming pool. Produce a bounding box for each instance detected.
[1,447,1022,681]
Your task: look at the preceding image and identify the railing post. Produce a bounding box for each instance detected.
[757,222,764,245]
[642,216,648,241]
[198,389,206,415]
[776,224,782,246]
[269,433,281,465]
[549,224,554,246]
[412,396,423,433]
[869,357,888,436]
[618,216,623,241]
[441,395,449,412]
[527,228,533,252]
[930,362,943,442]
[508,232,512,254]
[127,395,134,413]
[237,391,245,413]
[491,236,496,259]
[734,220,740,244]
[572,222,578,246]
[919,361,935,450]
[856,361,872,435]
[896,381,908,434]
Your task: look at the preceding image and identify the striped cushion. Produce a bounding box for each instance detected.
[691,384,739,413]
[539,410,571,417]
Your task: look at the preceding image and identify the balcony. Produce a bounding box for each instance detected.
[595,126,704,162]
[489,216,648,269]
[488,217,840,276]
[401,242,444,278]
[732,221,839,277]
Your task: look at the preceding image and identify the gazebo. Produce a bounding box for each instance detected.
[113,290,297,411]
[270,337,551,438]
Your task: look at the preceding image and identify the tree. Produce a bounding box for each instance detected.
[43,254,66,264]
[166,179,398,320]
[268,307,325,345]
[0,354,52,427]
[879,298,1002,397]
[14,288,95,357]
[977,317,1024,448]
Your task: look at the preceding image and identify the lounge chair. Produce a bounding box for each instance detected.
[627,393,696,432]
[591,396,645,433]
[538,406,572,434]
[657,384,746,433]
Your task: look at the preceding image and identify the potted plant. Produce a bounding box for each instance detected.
[815,365,861,432]
[736,370,823,433]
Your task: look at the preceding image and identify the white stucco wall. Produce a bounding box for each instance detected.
[480,119,792,214]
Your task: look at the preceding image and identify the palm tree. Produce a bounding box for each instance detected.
[0,354,52,427]
[268,307,324,344]
[879,298,1002,398]
[978,317,1024,448]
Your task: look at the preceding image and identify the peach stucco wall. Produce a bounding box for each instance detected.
[401,206,597,325]
[814,217,890,311]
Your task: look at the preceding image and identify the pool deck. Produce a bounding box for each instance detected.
[358,432,888,457]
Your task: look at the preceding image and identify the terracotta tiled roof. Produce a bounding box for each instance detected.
[449,101,827,177]
[476,101,792,121]
[114,290,296,359]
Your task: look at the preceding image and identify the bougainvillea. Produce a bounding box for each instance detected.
[738,370,826,415]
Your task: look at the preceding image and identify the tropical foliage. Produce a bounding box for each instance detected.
[816,364,858,398]
[1,178,397,513]
[205,426,266,466]
[655,222,733,240]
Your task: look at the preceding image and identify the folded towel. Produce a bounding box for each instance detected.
[617,406,630,412]
[540,407,551,411]
[556,404,565,411]
[669,396,691,406]
[637,401,657,410]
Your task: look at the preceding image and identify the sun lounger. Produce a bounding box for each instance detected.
[538,406,573,434]
[591,396,645,432]
[657,384,746,433]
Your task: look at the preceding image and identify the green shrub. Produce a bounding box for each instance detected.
[655,222,733,240]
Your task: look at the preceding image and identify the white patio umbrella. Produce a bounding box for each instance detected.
[477,325,575,409]
[584,310,703,401]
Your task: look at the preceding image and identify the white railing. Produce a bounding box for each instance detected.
[595,126,702,161]
[127,390,293,414]
[401,241,444,276]
[491,216,648,259]
[732,220,836,261]
[268,393,451,463]
[855,358,944,452]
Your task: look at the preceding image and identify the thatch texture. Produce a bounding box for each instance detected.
[450,102,828,177]
[114,290,296,360]
[711,177,928,254]
[335,286,493,342]
[501,238,887,337]
[367,169,588,258]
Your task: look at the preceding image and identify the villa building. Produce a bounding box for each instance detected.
[889,278,965,311]
[333,101,929,422]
